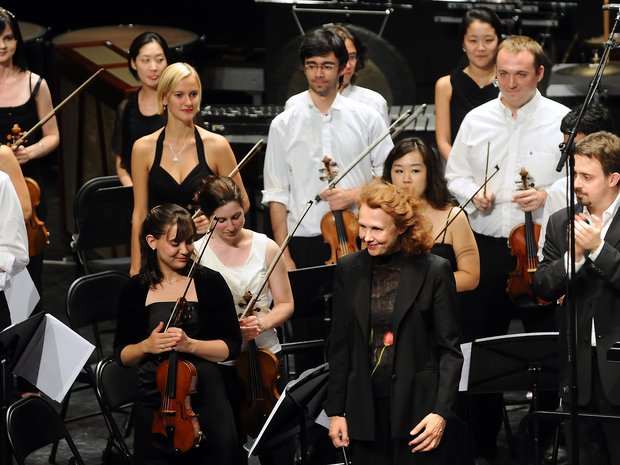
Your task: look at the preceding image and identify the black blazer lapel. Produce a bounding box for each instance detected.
[353,252,373,346]
[393,256,428,333]
[604,209,620,248]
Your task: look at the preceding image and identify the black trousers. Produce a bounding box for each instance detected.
[563,349,620,465]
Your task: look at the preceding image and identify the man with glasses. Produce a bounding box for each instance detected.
[285,23,390,125]
[262,26,392,271]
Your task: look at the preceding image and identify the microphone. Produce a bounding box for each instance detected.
[602,3,620,9]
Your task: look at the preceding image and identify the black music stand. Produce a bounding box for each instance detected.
[0,312,46,464]
[466,332,559,465]
[245,363,331,464]
[285,265,336,378]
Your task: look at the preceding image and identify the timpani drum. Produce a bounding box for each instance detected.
[51,24,198,55]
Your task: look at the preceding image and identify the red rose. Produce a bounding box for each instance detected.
[383,331,394,346]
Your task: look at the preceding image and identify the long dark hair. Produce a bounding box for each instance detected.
[460,7,503,44]
[0,8,26,71]
[382,137,456,209]
[128,31,171,80]
[139,203,195,288]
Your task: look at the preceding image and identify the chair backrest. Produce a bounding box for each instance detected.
[72,175,133,274]
[95,357,138,458]
[6,395,86,465]
[96,357,138,411]
[66,270,130,360]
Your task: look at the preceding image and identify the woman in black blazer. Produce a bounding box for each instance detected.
[324,180,463,465]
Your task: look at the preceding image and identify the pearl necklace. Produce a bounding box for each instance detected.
[168,140,189,163]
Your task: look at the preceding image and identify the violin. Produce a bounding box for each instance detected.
[151,223,220,454]
[6,124,50,256]
[235,291,281,438]
[507,168,549,307]
[151,296,203,454]
[319,156,359,265]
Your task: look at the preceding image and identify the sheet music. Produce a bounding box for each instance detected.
[247,364,325,456]
[13,314,95,402]
[459,342,472,392]
[4,267,39,324]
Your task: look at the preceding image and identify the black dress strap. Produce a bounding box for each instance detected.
[440,207,455,244]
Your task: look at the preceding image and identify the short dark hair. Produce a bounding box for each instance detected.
[0,8,26,71]
[382,137,457,209]
[322,23,368,82]
[128,32,171,80]
[560,101,615,136]
[460,7,503,44]
[299,27,349,71]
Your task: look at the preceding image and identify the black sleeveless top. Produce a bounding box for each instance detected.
[449,68,498,142]
[147,127,213,213]
[0,73,43,179]
[431,207,457,272]
[111,91,166,176]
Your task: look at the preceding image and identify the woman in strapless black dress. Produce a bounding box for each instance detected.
[115,203,242,465]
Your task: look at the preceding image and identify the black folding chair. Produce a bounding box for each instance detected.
[71,175,133,276]
[95,357,138,463]
[6,395,86,465]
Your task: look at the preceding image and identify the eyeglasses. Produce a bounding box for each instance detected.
[304,63,338,72]
[348,53,358,62]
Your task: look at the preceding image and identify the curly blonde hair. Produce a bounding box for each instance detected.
[359,180,433,255]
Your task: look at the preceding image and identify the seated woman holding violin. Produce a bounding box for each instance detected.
[114,203,242,465]
[194,175,294,463]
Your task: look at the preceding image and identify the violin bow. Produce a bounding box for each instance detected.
[228,138,264,178]
[433,164,500,242]
[316,105,426,198]
[10,68,105,149]
[191,139,264,219]
[237,200,314,321]
[239,107,429,319]
[483,141,490,196]
[164,216,219,331]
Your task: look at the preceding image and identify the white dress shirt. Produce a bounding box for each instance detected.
[0,171,29,290]
[262,91,393,238]
[446,90,570,238]
[285,84,390,126]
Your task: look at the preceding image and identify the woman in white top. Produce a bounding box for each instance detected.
[194,174,294,458]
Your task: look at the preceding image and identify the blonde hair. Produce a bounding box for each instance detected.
[359,180,433,255]
[157,62,202,114]
[497,35,544,70]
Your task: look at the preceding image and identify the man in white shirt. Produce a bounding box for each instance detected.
[263,26,393,271]
[533,131,620,465]
[445,35,569,462]
[285,23,390,125]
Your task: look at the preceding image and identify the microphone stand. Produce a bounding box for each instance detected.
[553,7,620,465]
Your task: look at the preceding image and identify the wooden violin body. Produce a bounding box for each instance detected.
[507,168,549,307]
[152,297,203,454]
[152,353,203,453]
[319,156,359,264]
[321,209,359,264]
[236,340,281,438]
[24,177,50,257]
[6,124,49,257]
